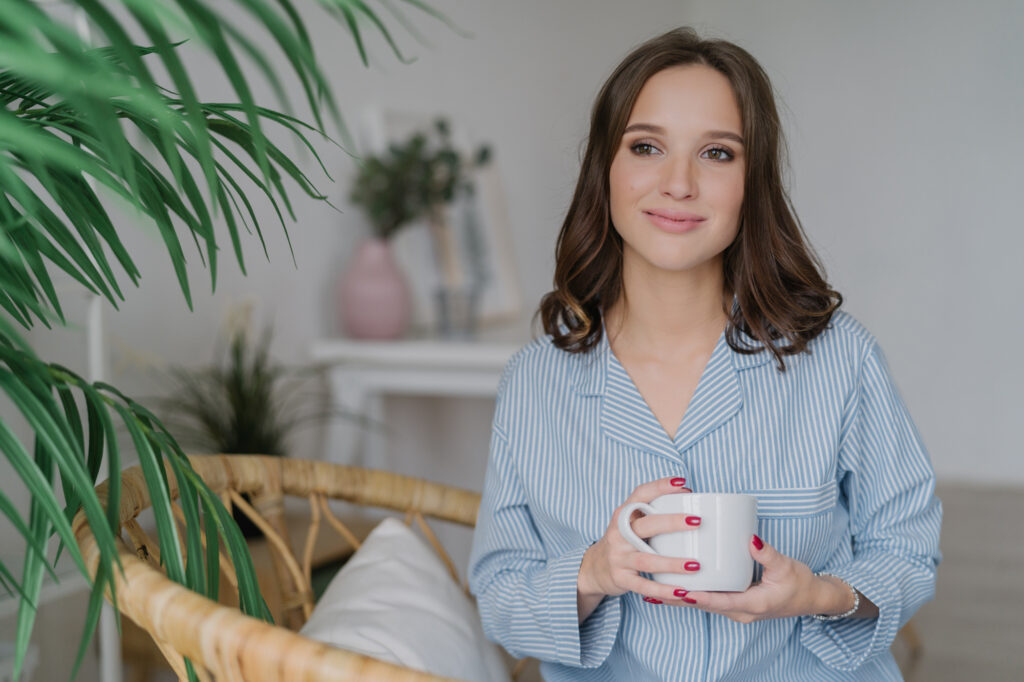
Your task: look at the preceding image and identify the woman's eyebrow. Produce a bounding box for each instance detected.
[622,123,745,145]
[706,130,745,145]
[623,123,666,135]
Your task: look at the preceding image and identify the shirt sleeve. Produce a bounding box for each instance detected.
[800,340,942,670]
[468,418,621,668]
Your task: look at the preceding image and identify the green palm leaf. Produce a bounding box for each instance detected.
[1,76,336,318]
[1,0,460,677]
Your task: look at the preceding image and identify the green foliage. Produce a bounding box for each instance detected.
[155,327,321,456]
[349,117,491,239]
[0,0,455,678]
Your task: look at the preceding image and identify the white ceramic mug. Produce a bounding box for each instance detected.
[617,492,758,592]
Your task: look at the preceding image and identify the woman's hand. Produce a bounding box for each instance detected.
[682,536,877,622]
[577,476,700,622]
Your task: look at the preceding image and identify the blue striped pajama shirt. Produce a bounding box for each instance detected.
[468,311,942,681]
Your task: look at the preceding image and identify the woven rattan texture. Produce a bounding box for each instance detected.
[73,455,484,682]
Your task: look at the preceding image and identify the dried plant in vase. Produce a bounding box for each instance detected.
[350,118,491,240]
[349,118,491,336]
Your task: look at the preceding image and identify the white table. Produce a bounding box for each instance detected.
[310,339,521,468]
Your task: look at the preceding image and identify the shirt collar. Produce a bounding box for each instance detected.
[570,331,609,397]
[728,326,777,370]
[570,321,774,397]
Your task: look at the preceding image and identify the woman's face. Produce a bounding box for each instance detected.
[609,64,745,286]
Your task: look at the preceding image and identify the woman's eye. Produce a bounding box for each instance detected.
[630,142,658,156]
[702,146,734,161]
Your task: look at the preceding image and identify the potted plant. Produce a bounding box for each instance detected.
[0,0,453,677]
[343,118,491,338]
[154,325,327,537]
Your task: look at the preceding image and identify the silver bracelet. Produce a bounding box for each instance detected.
[811,572,860,621]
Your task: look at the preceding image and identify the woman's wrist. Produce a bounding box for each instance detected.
[576,545,607,624]
[577,543,604,598]
[812,572,859,619]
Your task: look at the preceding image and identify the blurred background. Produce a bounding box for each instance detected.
[2,0,1022,679]
[96,0,1024,488]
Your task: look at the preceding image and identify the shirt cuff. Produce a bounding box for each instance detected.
[799,562,899,671]
[546,545,621,668]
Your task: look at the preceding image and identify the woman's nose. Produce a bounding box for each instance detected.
[660,156,697,200]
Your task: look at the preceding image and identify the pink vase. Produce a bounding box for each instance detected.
[338,238,412,339]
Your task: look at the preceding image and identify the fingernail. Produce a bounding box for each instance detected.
[752,534,764,550]
[682,596,697,604]
[684,561,700,571]
[670,477,686,487]
[685,515,701,526]
[673,589,688,598]
[643,596,663,604]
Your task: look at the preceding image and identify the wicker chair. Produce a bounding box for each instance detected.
[73,454,495,682]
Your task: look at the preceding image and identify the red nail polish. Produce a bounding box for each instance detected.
[752,534,764,550]
[682,596,697,604]
[684,561,700,571]
[670,477,686,487]
[673,589,688,598]
[685,515,701,526]
[643,596,663,604]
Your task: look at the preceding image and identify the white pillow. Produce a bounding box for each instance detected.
[300,518,510,682]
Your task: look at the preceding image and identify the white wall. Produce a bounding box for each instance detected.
[679,0,1024,483]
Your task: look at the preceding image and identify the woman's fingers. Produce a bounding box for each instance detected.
[631,511,701,539]
[629,578,701,606]
[623,476,690,505]
[615,477,694,547]
[624,574,689,602]
[629,550,701,576]
[590,477,698,601]
[669,539,824,623]
[749,533,782,569]
[639,582,771,616]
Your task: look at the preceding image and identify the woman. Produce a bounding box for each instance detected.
[468,27,941,681]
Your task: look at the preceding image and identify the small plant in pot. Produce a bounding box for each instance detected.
[154,326,322,537]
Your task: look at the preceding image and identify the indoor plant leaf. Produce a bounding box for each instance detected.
[0,0,456,677]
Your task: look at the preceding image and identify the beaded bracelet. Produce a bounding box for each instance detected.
[811,572,860,621]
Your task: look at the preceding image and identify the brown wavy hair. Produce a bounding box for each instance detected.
[538,27,841,370]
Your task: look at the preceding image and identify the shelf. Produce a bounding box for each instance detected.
[310,339,522,467]
[309,338,522,372]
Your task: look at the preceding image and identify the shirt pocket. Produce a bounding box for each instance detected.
[745,480,839,570]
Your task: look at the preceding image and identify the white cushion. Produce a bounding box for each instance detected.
[300,518,510,681]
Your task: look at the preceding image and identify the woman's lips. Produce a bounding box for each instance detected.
[643,209,706,233]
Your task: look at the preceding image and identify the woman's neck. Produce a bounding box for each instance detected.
[605,263,730,362]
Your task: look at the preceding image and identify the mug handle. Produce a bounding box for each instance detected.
[617,502,659,554]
